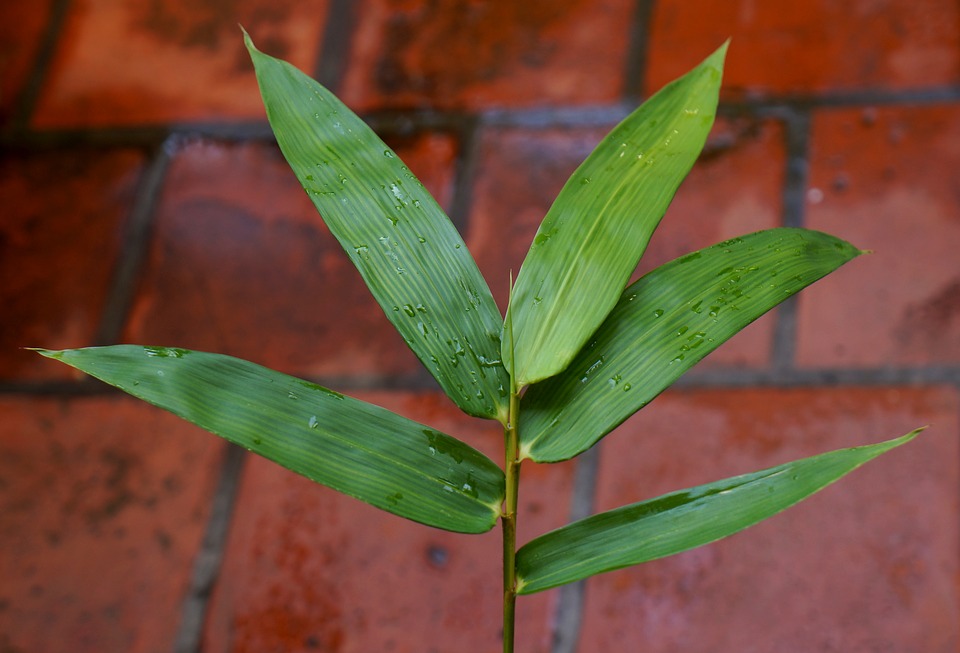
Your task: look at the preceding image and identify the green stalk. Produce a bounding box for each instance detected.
[502,274,520,653]
[502,389,521,653]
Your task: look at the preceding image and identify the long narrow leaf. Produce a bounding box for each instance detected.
[521,229,862,462]
[37,346,505,534]
[245,32,509,422]
[515,429,921,594]
[504,43,727,386]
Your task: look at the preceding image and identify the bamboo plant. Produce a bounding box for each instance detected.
[37,34,921,651]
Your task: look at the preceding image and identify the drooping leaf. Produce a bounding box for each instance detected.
[504,43,727,387]
[515,429,921,594]
[245,32,509,422]
[521,229,862,462]
[37,346,505,534]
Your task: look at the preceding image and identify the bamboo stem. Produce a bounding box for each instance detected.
[502,388,521,653]
[502,273,521,653]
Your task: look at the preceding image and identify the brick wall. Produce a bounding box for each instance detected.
[2,1,958,652]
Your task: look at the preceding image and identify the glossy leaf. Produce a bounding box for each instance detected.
[521,229,862,462]
[515,429,921,594]
[245,32,509,422]
[504,43,727,386]
[37,346,505,534]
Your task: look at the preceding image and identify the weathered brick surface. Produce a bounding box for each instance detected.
[581,386,959,652]
[798,104,960,367]
[341,0,635,111]
[32,0,330,127]
[5,2,959,651]
[0,396,224,653]
[647,0,960,98]
[0,0,53,128]
[0,148,144,381]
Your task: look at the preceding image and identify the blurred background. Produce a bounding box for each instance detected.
[1,1,958,652]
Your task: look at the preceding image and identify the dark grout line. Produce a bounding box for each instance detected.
[779,108,812,231]
[172,443,247,653]
[0,123,260,150]
[4,86,958,151]
[771,297,800,374]
[742,85,960,110]
[622,0,656,103]
[0,127,171,150]
[550,445,601,653]
[447,114,482,238]
[93,137,176,346]
[7,0,71,134]
[364,108,475,134]
[480,104,630,130]
[314,0,358,92]
[0,378,118,397]
[5,364,957,398]
[770,107,812,372]
[673,365,960,389]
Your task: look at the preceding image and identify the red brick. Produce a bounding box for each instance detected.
[123,132,458,379]
[340,0,634,111]
[580,386,958,651]
[647,0,960,98]
[465,118,784,370]
[798,104,960,367]
[32,0,329,128]
[0,149,145,381]
[0,0,52,127]
[202,391,573,653]
[0,396,224,653]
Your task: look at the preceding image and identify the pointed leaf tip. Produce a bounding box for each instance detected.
[519,228,864,462]
[515,428,920,593]
[245,32,510,421]
[240,25,254,49]
[504,43,728,386]
[39,345,506,533]
[30,347,61,360]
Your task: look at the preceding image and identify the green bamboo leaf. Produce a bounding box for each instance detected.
[244,32,509,422]
[36,346,505,534]
[504,43,727,386]
[515,429,921,594]
[521,229,862,462]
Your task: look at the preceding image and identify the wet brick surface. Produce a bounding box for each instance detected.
[4,2,958,651]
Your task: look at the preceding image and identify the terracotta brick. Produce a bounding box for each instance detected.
[123,132,458,379]
[203,391,573,653]
[0,0,52,128]
[798,104,960,367]
[340,0,635,111]
[11,3,959,651]
[647,0,960,98]
[32,0,329,128]
[0,148,145,381]
[0,396,225,653]
[466,118,784,370]
[580,386,958,651]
